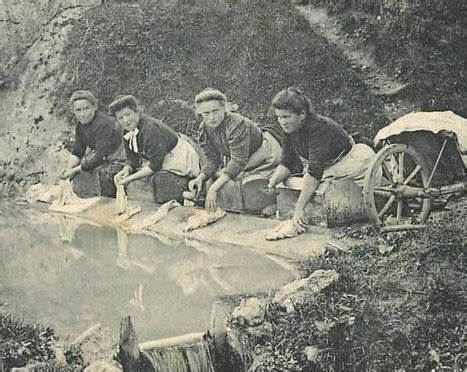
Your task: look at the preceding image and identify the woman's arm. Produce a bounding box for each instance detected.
[119,164,154,185]
[198,124,221,179]
[61,154,82,179]
[293,172,320,224]
[205,173,231,210]
[268,164,292,189]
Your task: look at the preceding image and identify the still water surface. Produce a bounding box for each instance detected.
[0,202,293,342]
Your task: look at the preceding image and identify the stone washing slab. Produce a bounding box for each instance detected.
[47,197,332,261]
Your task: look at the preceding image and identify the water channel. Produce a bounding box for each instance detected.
[0,201,294,342]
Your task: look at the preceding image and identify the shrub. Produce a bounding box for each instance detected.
[0,312,57,370]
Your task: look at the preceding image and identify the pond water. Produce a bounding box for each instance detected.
[0,202,294,342]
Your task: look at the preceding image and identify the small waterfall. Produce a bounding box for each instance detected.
[143,341,215,372]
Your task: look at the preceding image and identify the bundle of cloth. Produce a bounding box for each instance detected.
[113,184,141,224]
[265,219,307,241]
[184,208,226,232]
[132,199,181,230]
[25,180,101,213]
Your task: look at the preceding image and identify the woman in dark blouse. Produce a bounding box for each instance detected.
[188,88,282,210]
[109,95,200,187]
[61,90,122,180]
[268,87,375,226]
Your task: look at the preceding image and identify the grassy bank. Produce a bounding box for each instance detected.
[322,0,466,115]
[229,202,465,370]
[0,311,57,370]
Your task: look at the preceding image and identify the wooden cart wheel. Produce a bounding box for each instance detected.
[363,143,432,227]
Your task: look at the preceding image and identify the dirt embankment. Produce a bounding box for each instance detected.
[300,1,467,118]
[0,7,87,197]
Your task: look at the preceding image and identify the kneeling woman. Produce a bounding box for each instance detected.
[268,87,376,228]
[109,95,200,196]
[189,88,282,211]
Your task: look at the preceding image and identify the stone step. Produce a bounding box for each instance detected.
[277,177,368,227]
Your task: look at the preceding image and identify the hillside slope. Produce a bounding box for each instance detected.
[56,2,386,136]
[1,1,387,196]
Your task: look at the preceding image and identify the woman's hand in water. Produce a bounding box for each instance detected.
[205,188,218,211]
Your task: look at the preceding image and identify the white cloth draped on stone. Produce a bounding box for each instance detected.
[133,200,181,230]
[113,184,142,223]
[265,219,307,241]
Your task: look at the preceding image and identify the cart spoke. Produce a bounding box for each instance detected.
[381,162,396,185]
[378,195,396,218]
[396,200,403,222]
[403,165,421,185]
[398,152,405,181]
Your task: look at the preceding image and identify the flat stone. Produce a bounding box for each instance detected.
[69,324,116,367]
[277,177,368,227]
[84,361,123,372]
[274,269,339,311]
[231,297,266,327]
[48,195,331,261]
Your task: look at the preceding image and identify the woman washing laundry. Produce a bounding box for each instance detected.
[266,87,377,240]
[188,88,282,212]
[109,95,201,198]
[61,90,123,197]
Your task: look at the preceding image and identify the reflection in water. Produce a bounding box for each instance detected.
[129,283,145,312]
[57,215,85,262]
[0,202,294,341]
[58,215,79,243]
[116,227,155,273]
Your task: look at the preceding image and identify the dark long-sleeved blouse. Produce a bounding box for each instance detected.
[198,112,263,179]
[124,115,178,173]
[280,114,353,180]
[71,111,122,172]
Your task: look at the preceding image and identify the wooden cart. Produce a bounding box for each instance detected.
[363,111,466,230]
